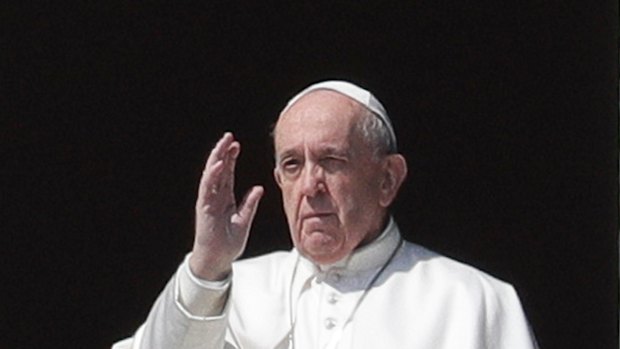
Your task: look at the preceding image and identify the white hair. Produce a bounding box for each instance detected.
[355,107,396,161]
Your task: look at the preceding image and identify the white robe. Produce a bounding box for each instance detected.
[113,220,538,349]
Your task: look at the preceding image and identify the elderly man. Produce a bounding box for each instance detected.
[113,81,538,349]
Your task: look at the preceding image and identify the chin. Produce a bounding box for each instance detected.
[293,228,349,264]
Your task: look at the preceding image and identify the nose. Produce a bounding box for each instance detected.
[300,163,326,197]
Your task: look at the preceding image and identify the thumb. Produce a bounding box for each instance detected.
[232,185,264,230]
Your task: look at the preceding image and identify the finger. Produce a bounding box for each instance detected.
[198,132,235,205]
[221,141,240,194]
[197,159,225,206]
[205,132,234,170]
[232,185,264,230]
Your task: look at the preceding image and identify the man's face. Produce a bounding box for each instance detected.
[273,91,388,265]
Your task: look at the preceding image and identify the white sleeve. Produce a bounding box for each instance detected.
[178,254,231,318]
[111,255,233,349]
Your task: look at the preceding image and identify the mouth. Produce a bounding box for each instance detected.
[300,212,334,221]
[298,212,337,234]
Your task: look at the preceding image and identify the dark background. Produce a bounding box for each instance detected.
[3,1,618,348]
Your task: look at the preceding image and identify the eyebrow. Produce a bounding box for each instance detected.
[275,145,351,163]
[275,149,297,163]
[320,146,351,158]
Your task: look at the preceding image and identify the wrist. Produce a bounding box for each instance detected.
[189,250,233,281]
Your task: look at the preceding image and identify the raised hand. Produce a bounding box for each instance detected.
[189,132,264,281]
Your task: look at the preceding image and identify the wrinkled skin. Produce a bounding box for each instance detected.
[273,90,407,265]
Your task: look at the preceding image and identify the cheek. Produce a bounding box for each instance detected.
[338,170,374,199]
[280,185,301,220]
[280,188,294,213]
[340,191,359,215]
[336,176,380,220]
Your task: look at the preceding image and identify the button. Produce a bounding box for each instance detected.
[327,293,339,304]
[324,317,337,329]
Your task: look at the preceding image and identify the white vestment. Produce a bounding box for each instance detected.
[113,219,538,349]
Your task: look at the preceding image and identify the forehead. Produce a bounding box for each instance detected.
[274,90,365,153]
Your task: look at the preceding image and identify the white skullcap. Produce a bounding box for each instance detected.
[281,80,398,152]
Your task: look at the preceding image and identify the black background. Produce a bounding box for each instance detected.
[3,1,618,348]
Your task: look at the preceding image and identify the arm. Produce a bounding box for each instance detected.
[113,133,263,349]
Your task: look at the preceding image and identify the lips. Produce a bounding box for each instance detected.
[299,212,337,234]
[300,212,334,221]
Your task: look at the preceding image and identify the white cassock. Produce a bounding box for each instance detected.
[113,218,538,349]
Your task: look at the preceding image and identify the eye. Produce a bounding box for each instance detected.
[280,158,301,175]
[320,156,346,172]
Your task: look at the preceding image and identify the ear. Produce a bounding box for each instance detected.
[378,154,408,208]
[273,167,283,188]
